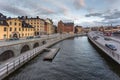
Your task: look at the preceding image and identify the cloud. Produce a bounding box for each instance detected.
[0,3,32,16]
[85,13,103,17]
[37,7,55,15]
[44,0,69,15]
[84,9,120,26]
[103,10,120,19]
[85,9,120,19]
[0,0,57,17]
[73,0,85,9]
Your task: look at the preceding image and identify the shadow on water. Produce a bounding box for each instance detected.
[88,38,120,77]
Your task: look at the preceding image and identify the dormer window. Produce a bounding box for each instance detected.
[10,22,12,25]
[0,21,3,24]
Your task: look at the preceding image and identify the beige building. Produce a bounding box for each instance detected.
[75,26,83,33]
[19,16,45,35]
[45,18,53,34]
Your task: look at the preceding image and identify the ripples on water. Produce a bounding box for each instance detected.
[4,36,120,80]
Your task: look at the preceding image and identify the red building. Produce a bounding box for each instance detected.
[58,20,74,34]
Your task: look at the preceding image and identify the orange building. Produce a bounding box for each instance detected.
[58,20,74,34]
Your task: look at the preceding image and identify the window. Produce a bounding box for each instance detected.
[10,27,12,31]
[0,21,3,24]
[19,23,21,26]
[26,28,27,31]
[22,28,24,31]
[14,22,17,26]
[19,28,21,31]
[10,22,12,25]
[22,33,24,36]
[9,35,12,38]
[3,34,6,38]
[4,27,7,31]
[14,28,17,31]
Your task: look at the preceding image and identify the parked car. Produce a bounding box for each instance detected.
[34,36,41,38]
[26,36,34,39]
[104,37,111,41]
[93,36,99,40]
[105,44,117,51]
[9,37,19,41]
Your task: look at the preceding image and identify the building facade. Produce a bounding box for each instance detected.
[0,13,9,39]
[58,20,74,34]
[45,18,53,34]
[6,18,34,39]
[75,25,83,33]
[0,13,34,40]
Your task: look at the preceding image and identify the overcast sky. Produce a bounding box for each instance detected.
[0,0,120,27]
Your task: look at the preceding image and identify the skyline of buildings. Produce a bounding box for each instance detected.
[0,13,55,40]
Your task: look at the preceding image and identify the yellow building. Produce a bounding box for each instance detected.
[0,14,34,40]
[0,13,9,40]
[6,18,34,39]
[19,16,45,35]
[0,22,9,40]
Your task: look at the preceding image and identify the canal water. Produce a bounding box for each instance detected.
[4,36,120,80]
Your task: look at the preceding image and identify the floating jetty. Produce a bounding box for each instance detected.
[44,48,60,61]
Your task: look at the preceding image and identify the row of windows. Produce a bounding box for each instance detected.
[9,22,21,26]
[27,20,40,22]
[3,33,34,38]
[4,27,34,31]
